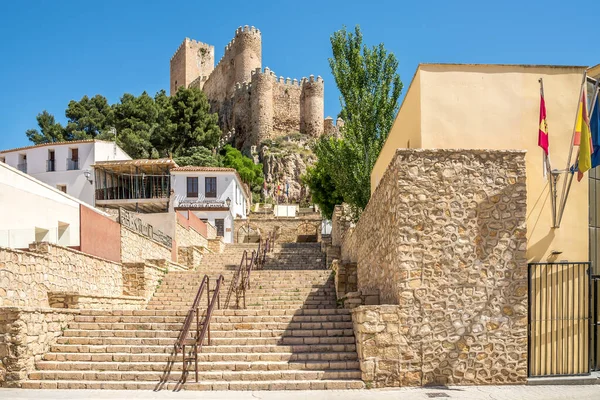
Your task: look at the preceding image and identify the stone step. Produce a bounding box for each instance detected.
[28,369,362,382]
[50,344,357,355]
[73,314,351,324]
[78,308,351,317]
[56,336,356,346]
[22,379,365,390]
[67,321,353,331]
[62,328,354,339]
[36,360,360,372]
[43,351,359,363]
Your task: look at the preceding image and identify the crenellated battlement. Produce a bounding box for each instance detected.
[170,25,325,150]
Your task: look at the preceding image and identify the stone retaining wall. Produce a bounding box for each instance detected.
[0,243,123,308]
[122,262,168,301]
[340,149,528,386]
[120,226,173,263]
[177,246,205,269]
[0,307,79,387]
[176,221,208,249]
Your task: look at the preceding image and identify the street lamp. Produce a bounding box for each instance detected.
[226,197,231,207]
[83,170,93,185]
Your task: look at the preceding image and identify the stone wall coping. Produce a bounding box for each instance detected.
[0,306,81,315]
[0,246,48,260]
[29,242,123,267]
[244,214,322,221]
[393,148,527,156]
[47,292,145,302]
[145,259,188,272]
[124,261,168,274]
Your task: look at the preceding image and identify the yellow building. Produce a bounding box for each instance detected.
[372,63,597,264]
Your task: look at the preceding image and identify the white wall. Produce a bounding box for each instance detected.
[171,171,248,219]
[0,162,81,248]
[190,210,234,243]
[1,140,131,207]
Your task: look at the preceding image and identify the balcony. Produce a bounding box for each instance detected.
[67,158,79,171]
[47,159,56,172]
[17,162,27,173]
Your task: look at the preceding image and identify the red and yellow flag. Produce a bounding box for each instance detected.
[577,90,592,181]
[538,95,549,154]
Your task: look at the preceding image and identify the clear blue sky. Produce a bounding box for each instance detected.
[0,0,596,151]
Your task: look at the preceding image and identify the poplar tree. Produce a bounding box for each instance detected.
[309,25,403,217]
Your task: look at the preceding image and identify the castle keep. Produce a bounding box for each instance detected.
[170,26,327,150]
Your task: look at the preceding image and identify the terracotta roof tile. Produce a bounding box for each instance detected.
[0,139,115,154]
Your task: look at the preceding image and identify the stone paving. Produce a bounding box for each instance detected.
[1,385,600,399]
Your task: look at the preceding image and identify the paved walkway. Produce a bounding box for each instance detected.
[1,386,599,400]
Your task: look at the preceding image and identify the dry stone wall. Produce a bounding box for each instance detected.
[341,149,528,386]
[121,262,168,301]
[238,214,322,244]
[0,243,123,308]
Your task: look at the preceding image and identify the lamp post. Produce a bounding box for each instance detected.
[226,197,231,208]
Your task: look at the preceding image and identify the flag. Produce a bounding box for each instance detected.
[538,94,549,154]
[591,89,600,169]
[576,90,592,181]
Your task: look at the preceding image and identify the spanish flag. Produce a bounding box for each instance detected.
[538,94,549,155]
[576,90,592,182]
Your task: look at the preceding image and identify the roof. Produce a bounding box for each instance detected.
[0,139,114,154]
[418,63,589,69]
[94,158,178,167]
[0,161,109,217]
[171,166,237,172]
[589,63,600,79]
[171,166,251,199]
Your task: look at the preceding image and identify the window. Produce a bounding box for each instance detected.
[47,150,55,172]
[187,177,198,197]
[214,219,224,237]
[57,185,67,193]
[18,154,27,173]
[67,148,79,170]
[205,177,217,198]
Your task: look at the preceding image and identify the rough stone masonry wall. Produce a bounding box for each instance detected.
[239,213,322,243]
[121,262,168,301]
[120,226,172,263]
[0,307,79,387]
[344,149,528,386]
[0,243,123,308]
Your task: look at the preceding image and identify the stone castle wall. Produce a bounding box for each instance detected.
[0,243,123,308]
[170,38,215,96]
[171,26,326,150]
[339,148,528,386]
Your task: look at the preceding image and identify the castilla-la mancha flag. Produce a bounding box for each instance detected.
[538,94,549,155]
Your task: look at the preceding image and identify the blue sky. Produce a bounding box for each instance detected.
[0,0,596,151]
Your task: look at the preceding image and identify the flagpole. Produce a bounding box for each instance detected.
[556,72,587,227]
[539,78,557,227]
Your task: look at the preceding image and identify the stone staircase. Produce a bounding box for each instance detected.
[23,242,363,390]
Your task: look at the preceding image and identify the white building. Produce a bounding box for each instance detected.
[0,139,130,206]
[170,167,250,243]
[0,161,100,248]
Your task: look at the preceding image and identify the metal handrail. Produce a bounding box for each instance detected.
[184,274,224,382]
[224,250,249,309]
[174,275,209,354]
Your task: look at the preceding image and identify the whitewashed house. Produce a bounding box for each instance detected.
[170,167,250,243]
[0,139,130,206]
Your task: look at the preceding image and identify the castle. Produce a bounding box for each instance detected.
[170,26,339,151]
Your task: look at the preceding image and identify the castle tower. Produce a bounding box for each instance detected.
[231,26,262,89]
[301,75,325,137]
[250,67,274,148]
[170,38,215,95]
